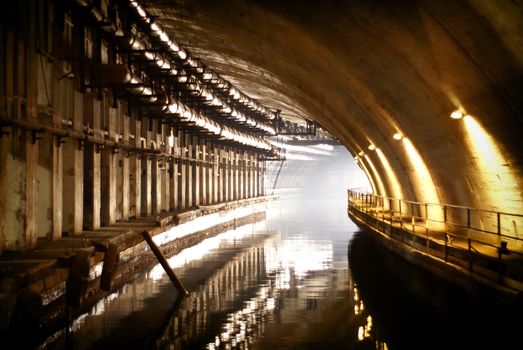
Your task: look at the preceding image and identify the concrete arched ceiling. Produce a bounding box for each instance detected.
[145,0,523,213]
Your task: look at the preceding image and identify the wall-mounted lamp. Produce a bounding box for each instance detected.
[450,110,464,119]
[393,133,403,140]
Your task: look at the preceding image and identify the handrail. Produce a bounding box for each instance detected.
[347,189,523,218]
[347,189,523,242]
[347,189,523,293]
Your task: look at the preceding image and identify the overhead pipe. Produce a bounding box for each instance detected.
[164,101,273,151]
[126,0,276,121]
[77,0,277,152]
[126,28,275,134]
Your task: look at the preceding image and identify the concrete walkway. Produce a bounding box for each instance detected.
[0,197,269,337]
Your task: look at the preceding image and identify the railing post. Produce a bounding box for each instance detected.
[398,199,403,228]
[425,203,429,232]
[468,239,472,271]
[443,205,447,233]
[382,197,385,232]
[444,233,448,262]
[411,202,415,232]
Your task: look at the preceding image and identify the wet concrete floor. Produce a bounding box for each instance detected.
[37,194,521,350]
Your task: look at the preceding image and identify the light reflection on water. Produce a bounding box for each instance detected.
[43,194,384,349]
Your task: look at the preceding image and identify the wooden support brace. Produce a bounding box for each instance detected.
[140,230,189,296]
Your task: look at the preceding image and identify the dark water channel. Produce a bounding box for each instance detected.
[40,194,521,350]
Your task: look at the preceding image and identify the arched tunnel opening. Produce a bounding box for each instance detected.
[1,0,523,348]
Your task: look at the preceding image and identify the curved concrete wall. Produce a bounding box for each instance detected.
[147,0,523,214]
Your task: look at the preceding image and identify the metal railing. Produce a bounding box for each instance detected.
[347,189,523,292]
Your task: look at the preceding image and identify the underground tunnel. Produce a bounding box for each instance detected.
[1,0,523,349]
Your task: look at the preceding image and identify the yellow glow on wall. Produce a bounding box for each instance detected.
[401,138,442,222]
[463,115,522,214]
[363,154,388,198]
[375,147,403,200]
[357,160,377,195]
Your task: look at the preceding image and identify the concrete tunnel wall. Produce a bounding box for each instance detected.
[146,0,523,216]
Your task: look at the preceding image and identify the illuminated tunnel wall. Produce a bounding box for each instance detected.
[147,0,523,218]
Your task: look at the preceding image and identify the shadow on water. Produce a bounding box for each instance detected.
[348,231,523,350]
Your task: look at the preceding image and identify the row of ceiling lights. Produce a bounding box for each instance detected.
[72,0,278,153]
[128,1,276,124]
[126,32,276,135]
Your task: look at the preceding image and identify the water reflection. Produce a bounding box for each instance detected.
[41,194,369,349]
[40,193,521,349]
[348,232,522,350]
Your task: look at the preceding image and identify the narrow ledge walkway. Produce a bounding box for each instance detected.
[348,198,523,302]
[0,196,270,337]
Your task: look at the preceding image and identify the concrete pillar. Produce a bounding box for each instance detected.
[83,99,101,230]
[250,153,255,198]
[63,91,84,235]
[3,131,37,249]
[25,133,37,248]
[170,126,179,211]
[100,105,117,226]
[193,136,200,208]
[100,146,117,226]
[242,151,247,199]
[121,113,130,220]
[207,142,214,205]
[200,140,207,206]
[213,144,219,204]
[36,134,53,240]
[223,147,229,202]
[51,136,63,240]
[186,133,193,209]
[152,120,163,214]
[129,113,141,218]
[238,151,244,199]
[141,117,152,216]
[179,131,187,210]
[62,138,84,235]
[161,159,168,213]
[151,154,160,215]
[234,150,239,200]
[253,155,258,197]
[246,151,250,198]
